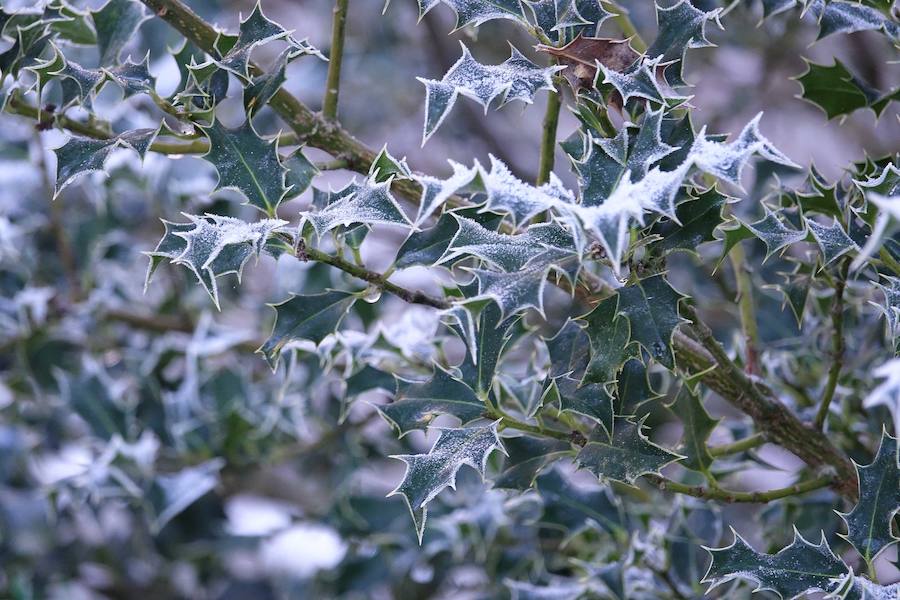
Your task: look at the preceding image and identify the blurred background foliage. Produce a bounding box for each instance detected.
[0,0,897,598]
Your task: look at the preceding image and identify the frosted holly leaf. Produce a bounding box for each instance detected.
[149,459,224,534]
[564,163,689,272]
[302,177,412,237]
[762,0,796,19]
[745,210,807,260]
[864,360,900,435]
[243,47,290,117]
[147,214,287,309]
[421,0,527,30]
[29,45,104,105]
[505,579,589,600]
[625,105,679,180]
[418,43,562,144]
[369,145,412,183]
[689,113,800,185]
[466,248,578,319]
[444,296,519,394]
[379,366,485,436]
[576,416,682,484]
[441,216,575,271]
[597,56,667,106]
[0,19,53,82]
[388,422,505,542]
[703,529,850,598]
[805,217,857,265]
[645,0,721,87]
[105,54,156,97]
[53,127,159,196]
[854,163,900,198]
[90,0,148,66]
[668,385,718,472]
[477,155,575,226]
[545,319,590,381]
[527,0,612,41]
[260,290,357,369]
[201,118,288,215]
[396,206,501,269]
[282,148,319,200]
[494,435,572,490]
[616,274,685,370]
[581,296,632,386]
[214,2,291,79]
[806,0,899,41]
[837,430,900,569]
[573,133,627,205]
[413,160,477,224]
[852,192,900,271]
[535,466,625,536]
[649,186,730,255]
[552,376,614,434]
[617,358,659,414]
[872,276,900,338]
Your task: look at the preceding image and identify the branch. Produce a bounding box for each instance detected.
[646,473,835,503]
[322,0,349,120]
[537,78,562,185]
[814,257,850,430]
[674,306,858,501]
[709,432,766,457]
[728,242,760,374]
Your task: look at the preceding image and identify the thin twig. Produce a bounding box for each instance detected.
[537,78,562,185]
[322,0,349,120]
[645,473,834,503]
[814,257,850,430]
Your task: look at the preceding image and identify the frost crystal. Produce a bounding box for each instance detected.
[863,359,900,436]
[418,43,563,144]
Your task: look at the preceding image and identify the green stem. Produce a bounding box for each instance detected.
[709,433,766,457]
[814,257,850,430]
[646,473,834,503]
[322,0,349,120]
[729,242,760,374]
[600,1,648,52]
[537,82,562,185]
[486,407,572,442]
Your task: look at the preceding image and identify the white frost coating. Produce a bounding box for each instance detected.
[852,192,900,272]
[863,359,900,437]
[388,422,505,543]
[418,43,563,144]
[414,160,476,224]
[303,176,413,236]
[477,155,575,226]
[168,214,287,309]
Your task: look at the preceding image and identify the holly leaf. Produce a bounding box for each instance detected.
[645,0,721,86]
[395,206,503,269]
[389,422,505,542]
[581,296,632,386]
[149,459,224,534]
[668,385,718,472]
[535,466,625,536]
[214,2,292,79]
[446,298,520,395]
[260,290,357,368]
[649,186,729,254]
[145,214,286,309]
[283,147,319,199]
[90,0,147,66]
[805,217,857,265]
[744,210,807,260]
[704,529,850,598]
[537,35,637,92]
[413,160,477,224]
[302,177,411,236]
[806,0,899,41]
[476,156,575,227]
[553,377,614,434]
[616,274,685,370]
[420,0,527,30]
[838,431,900,567]
[546,318,590,380]
[864,360,900,440]
[243,47,291,117]
[53,128,158,196]
[442,217,575,271]
[494,435,572,490]
[576,416,682,484]
[380,366,485,436]
[527,0,612,40]
[796,59,899,121]
[58,364,127,440]
[418,43,562,144]
[872,276,900,339]
[201,119,288,215]
[369,145,412,183]
[105,54,156,97]
[597,56,668,106]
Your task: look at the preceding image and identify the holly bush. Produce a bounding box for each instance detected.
[1,0,899,597]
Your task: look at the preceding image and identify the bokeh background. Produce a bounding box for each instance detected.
[0,0,898,598]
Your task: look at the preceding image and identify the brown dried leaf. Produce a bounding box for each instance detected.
[537,35,638,92]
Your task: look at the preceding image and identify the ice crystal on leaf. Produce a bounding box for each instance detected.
[863,361,900,437]
[302,177,412,236]
[418,43,563,144]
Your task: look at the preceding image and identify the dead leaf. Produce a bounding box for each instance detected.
[537,35,638,92]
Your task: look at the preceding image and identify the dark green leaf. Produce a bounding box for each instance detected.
[576,416,682,484]
[380,367,485,436]
[616,274,685,370]
[91,0,147,66]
